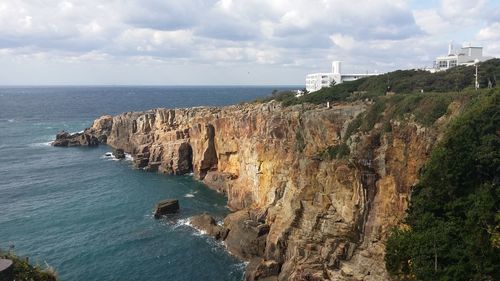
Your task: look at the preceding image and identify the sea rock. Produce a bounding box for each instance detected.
[154,199,179,218]
[52,131,99,147]
[133,153,150,168]
[113,148,125,159]
[189,213,228,240]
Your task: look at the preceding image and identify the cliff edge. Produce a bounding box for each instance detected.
[57,94,467,280]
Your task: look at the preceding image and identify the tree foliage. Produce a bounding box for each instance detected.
[385,90,500,281]
[278,59,500,106]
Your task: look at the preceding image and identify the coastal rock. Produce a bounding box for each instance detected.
[223,210,269,260]
[154,199,179,218]
[113,148,125,159]
[0,259,13,281]
[70,98,462,280]
[189,213,228,240]
[246,258,280,281]
[90,115,113,136]
[52,131,99,147]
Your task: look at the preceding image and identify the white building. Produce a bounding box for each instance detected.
[433,42,493,72]
[305,61,378,93]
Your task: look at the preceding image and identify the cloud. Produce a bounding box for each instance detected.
[477,23,500,41]
[330,34,357,50]
[0,0,499,85]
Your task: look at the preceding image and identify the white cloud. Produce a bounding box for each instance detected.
[330,34,356,50]
[413,9,454,35]
[477,23,500,41]
[0,0,498,84]
[440,0,488,22]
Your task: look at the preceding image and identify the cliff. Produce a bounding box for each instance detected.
[61,96,464,280]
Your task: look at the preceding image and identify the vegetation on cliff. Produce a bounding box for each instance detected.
[385,90,500,280]
[0,250,57,281]
[261,58,500,106]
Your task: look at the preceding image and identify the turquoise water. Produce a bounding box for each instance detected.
[0,86,293,280]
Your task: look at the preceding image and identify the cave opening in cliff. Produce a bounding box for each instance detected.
[177,143,193,175]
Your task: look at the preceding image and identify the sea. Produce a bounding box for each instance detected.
[0,86,294,281]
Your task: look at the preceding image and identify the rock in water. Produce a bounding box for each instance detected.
[52,130,99,147]
[190,213,228,240]
[154,199,179,218]
[113,148,125,159]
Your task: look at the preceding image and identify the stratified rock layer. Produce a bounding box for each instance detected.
[79,100,458,280]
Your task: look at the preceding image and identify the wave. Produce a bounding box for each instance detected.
[124,153,133,161]
[160,216,209,236]
[160,217,193,231]
[229,261,248,279]
[100,152,134,162]
[29,141,53,147]
[184,193,195,198]
[101,152,119,161]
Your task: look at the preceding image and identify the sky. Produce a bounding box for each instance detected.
[0,0,499,85]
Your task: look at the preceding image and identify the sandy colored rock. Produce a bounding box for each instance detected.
[78,99,461,280]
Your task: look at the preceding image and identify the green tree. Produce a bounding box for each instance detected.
[386,90,500,281]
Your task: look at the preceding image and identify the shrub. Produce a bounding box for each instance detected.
[0,250,58,281]
[323,143,350,159]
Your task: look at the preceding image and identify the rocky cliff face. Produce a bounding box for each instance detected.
[78,100,459,280]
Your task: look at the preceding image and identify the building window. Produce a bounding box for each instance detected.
[449,60,457,67]
[438,60,448,68]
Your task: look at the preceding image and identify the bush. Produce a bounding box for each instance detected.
[323,143,350,159]
[295,130,305,152]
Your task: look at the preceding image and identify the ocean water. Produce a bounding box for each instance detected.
[0,86,294,281]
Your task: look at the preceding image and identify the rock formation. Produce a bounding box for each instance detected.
[113,148,125,159]
[154,199,180,218]
[52,131,99,147]
[59,99,462,280]
[189,213,228,240]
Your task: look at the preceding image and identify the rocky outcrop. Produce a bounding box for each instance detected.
[52,131,99,147]
[63,99,462,280]
[189,213,228,240]
[223,210,270,260]
[154,199,179,218]
[113,148,125,159]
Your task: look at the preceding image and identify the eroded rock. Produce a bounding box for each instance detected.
[52,131,99,147]
[189,213,228,240]
[246,258,280,281]
[113,148,125,159]
[154,199,179,218]
[58,98,460,280]
[223,210,269,260]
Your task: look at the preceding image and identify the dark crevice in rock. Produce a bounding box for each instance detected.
[176,143,193,175]
[199,124,218,179]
